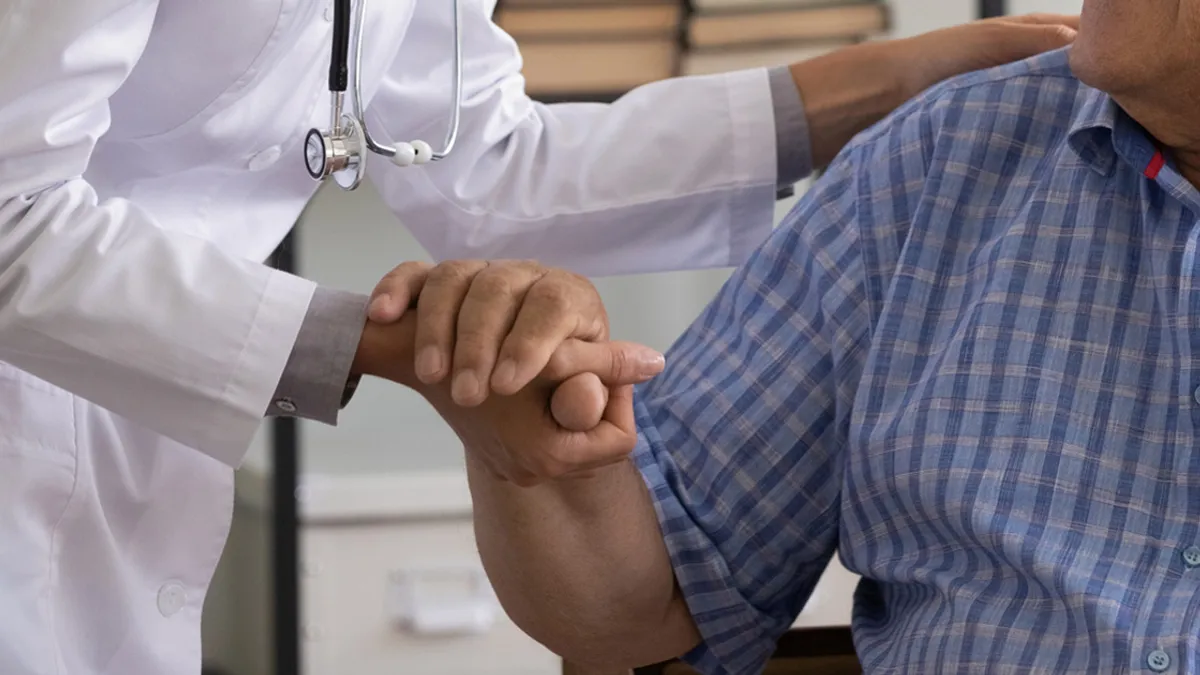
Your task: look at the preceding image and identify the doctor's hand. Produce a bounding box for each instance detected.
[790,13,1077,167]
[890,14,1079,96]
[364,259,661,408]
[353,303,659,484]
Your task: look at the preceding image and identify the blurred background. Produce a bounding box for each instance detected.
[201,0,1082,672]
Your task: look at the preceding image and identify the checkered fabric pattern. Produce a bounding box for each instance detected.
[632,47,1200,675]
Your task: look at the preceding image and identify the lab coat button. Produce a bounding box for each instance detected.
[157,583,186,617]
[274,398,297,414]
[324,3,334,20]
[248,145,282,171]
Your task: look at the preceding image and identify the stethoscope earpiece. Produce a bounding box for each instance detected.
[304,0,462,189]
[391,142,416,167]
[391,141,433,167]
[411,140,433,164]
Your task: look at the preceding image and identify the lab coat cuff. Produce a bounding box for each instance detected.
[205,271,315,468]
[767,65,814,187]
[267,286,370,426]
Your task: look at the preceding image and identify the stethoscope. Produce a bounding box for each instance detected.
[303,0,463,191]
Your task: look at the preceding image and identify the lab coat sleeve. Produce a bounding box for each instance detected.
[0,0,315,467]
[364,0,783,277]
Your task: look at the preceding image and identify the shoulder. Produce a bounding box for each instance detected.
[838,46,1085,163]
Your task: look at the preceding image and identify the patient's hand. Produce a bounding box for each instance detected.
[424,339,650,485]
[359,259,664,484]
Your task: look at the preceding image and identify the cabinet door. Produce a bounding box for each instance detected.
[301,519,561,675]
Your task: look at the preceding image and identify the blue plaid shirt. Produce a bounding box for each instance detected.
[632,47,1200,675]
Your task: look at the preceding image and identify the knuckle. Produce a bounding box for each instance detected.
[472,270,514,298]
[608,347,631,381]
[430,259,479,285]
[518,259,548,275]
[531,281,573,313]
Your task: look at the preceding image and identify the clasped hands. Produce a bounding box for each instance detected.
[352,259,664,486]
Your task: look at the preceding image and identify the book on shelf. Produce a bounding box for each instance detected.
[493,0,890,98]
[494,0,683,97]
[494,2,683,37]
[514,39,680,96]
[686,1,887,48]
[682,0,888,75]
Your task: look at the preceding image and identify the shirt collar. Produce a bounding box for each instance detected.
[1067,86,1163,178]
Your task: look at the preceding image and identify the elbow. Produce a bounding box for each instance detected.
[496,585,703,670]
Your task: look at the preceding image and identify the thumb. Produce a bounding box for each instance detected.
[550,373,608,432]
[543,340,666,386]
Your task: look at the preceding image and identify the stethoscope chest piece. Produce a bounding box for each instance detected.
[304,0,461,191]
[305,113,366,191]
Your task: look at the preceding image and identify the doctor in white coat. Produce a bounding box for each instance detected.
[0,1,1077,673]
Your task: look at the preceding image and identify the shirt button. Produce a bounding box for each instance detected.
[157,583,186,617]
[1183,546,1200,568]
[1193,385,1200,405]
[247,145,282,171]
[274,398,297,414]
[1147,649,1171,672]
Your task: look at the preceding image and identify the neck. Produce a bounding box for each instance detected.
[1113,93,1200,189]
[1176,148,1200,189]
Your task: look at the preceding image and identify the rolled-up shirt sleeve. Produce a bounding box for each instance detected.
[629,143,871,674]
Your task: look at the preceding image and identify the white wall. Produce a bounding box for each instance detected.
[1007,0,1082,15]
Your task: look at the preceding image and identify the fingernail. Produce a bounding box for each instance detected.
[369,294,389,316]
[416,347,442,381]
[452,370,480,403]
[492,359,517,392]
[635,349,666,379]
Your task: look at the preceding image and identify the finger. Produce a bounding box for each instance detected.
[414,260,488,384]
[1023,23,1078,52]
[542,340,665,387]
[550,372,608,432]
[450,261,544,406]
[529,384,638,478]
[490,272,609,396]
[1004,13,1080,30]
[564,383,639,467]
[368,261,432,323]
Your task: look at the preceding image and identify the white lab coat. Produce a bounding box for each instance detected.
[0,0,779,673]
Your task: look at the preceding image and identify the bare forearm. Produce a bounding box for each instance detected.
[789,40,909,168]
[466,456,700,668]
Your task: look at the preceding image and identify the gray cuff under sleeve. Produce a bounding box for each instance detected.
[266,287,370,424]
[767,65,815,187]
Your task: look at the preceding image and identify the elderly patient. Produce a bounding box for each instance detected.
[448,24,1200,675]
